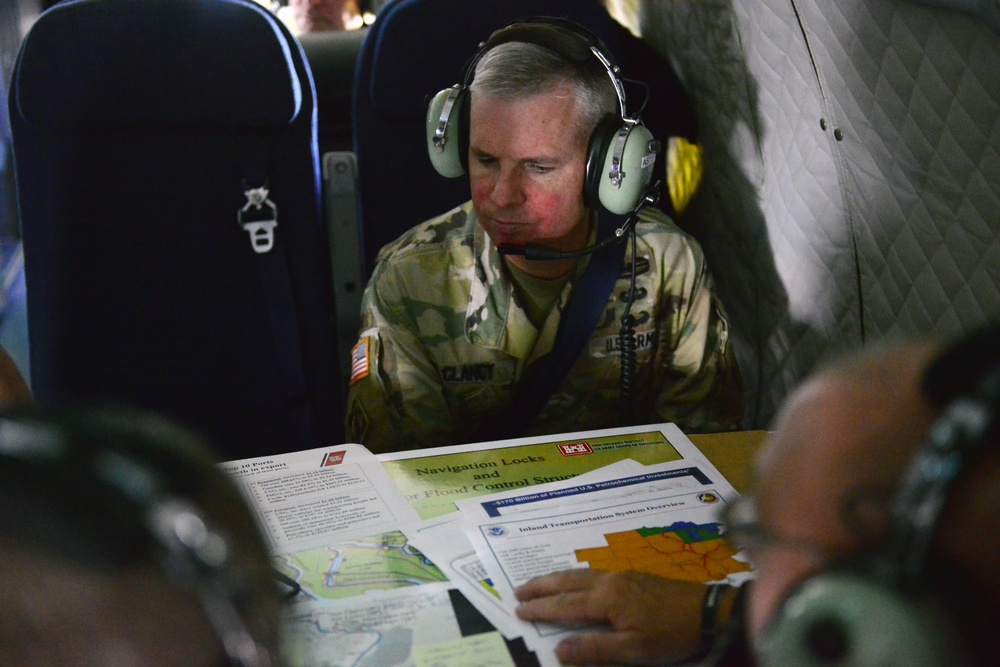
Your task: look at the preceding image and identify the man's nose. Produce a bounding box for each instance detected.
[490,168,526,208]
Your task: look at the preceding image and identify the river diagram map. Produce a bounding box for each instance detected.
[276,530,447,601]
[278,530,521,667]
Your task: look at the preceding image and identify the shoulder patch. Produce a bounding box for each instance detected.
[350,337,371,385]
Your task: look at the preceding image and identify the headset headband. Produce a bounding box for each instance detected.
[461,17,630,121]
[886,354,1000,583]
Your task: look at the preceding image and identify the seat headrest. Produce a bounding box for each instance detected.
[366,1,478,121]
[364,0,625,123]
[13,0,303,130]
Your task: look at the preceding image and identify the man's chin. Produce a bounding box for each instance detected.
[482,224,530,249]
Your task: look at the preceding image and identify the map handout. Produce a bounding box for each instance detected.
[281,582,521,667]
[220,442,420,554]
[223,442,546,666]
[403,459,649,640]
[219,424,753,667]
[221,444,513,666]
[453,431,753,660]
[378,422,711,519]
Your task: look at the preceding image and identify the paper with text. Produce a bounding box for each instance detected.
[456,456,752,654]
[221,443,420,553]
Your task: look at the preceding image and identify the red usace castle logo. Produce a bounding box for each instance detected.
[321,451,346,467]
[557,442,593,456]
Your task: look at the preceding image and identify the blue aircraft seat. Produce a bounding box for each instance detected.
[8,0,343,459]
[299,27,369,155]
[351,0,700,278]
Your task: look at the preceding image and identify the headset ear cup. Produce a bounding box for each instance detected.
[758,573,956,667]
[586,118,657,215]
[584,115,620,210]
[426,86,468,178]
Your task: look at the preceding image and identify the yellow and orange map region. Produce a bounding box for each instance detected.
[576,522,751,583]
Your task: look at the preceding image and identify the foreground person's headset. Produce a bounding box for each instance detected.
[0,408,280,667]
[425,16,659,217]
[757,335,1000,666]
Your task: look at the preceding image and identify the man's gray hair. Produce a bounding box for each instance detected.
[469,41,618,141]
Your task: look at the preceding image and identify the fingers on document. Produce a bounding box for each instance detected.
[514,568,605,600]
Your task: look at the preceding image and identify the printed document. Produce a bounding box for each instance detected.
[379,422,705,519]
[221,443,420,552]
[404,459,648,640]
[221,424,755,667]
[453,429,753,661]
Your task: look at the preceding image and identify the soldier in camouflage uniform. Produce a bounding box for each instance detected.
[345,22,742,453]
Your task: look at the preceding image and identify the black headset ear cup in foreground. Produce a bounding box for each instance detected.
[757,571,956,667]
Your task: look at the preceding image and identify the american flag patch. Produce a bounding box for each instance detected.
[349,337,371,385]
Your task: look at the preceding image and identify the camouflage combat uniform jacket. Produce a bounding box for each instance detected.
[345,201,742,453]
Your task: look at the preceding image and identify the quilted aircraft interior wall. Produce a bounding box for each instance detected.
[610,0,1000,428]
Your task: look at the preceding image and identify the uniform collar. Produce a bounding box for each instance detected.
[464,208,595,361]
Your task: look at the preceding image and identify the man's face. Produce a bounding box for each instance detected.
[744,354,1000,664]
[742,348,938,644]
[741,395,861,645]
[290,0,344,33]
[468,85,593,277]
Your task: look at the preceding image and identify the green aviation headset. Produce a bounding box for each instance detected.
[425,16,660,217]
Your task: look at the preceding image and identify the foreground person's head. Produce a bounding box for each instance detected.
[0,407,282,666]
[739,331,1000,666]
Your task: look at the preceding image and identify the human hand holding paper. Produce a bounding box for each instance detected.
[514,569,705,666]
